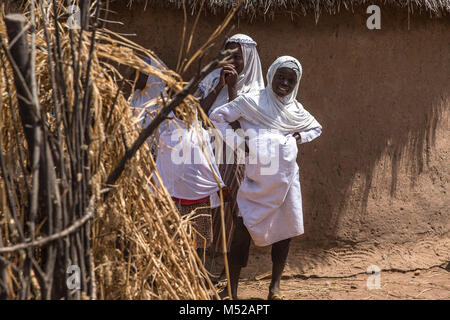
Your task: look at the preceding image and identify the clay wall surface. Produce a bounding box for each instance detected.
[111,3,449,246]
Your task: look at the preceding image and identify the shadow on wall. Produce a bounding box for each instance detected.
[299,81,447,243]
[111,4,450,244]
[293,10,450,243]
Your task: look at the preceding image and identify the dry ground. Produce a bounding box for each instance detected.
[208,235,450,300]
[235,265,449,300]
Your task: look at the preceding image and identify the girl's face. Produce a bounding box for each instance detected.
[271,67,297,98]
[224,42,244,74]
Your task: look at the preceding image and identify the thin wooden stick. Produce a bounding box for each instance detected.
[0,196,95,254]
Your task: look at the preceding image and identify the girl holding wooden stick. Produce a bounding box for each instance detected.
[197,34,264,256]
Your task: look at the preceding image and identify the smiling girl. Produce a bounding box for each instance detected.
[197,34,265,256]
[210,56,322,300]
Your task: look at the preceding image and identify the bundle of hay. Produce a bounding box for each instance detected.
[0,0,234,299]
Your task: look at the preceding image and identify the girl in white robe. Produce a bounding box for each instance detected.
[210,56,322,300]
[130,57,225,250]
[197,34,265,254]
[155,117,225,250]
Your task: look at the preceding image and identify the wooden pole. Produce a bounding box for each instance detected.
[4,14,38,160]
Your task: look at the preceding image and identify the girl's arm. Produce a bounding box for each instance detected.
[209,103,245,151]
[293,125,322,144]
[199,65,239,114]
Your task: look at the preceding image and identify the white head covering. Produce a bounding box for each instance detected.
[228,56,320,133]
[130,57,167,112]
[198,34,265,115]
[130,57,170,136]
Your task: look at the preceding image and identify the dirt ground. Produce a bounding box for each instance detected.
[234,266,450,300]
[208,234,450,300]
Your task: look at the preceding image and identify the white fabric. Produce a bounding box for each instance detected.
[155,118,225,206]
[240,132,304,246]
[209,191,221,208]
[130,57,169,137]
[132,58,224,206]
[210,56,322,246]
[225,56,321,134]
[198,34,265,115]
[130,57,166,109]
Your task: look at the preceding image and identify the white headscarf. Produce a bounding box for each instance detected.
[228,56,320,133]
[130,57,170,136]
[131,57,167,112]
[198,34,265,115]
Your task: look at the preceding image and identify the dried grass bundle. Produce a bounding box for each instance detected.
[127,0,450,21]
[0,0,238,299]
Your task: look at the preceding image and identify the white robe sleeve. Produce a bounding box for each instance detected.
[298,125,322,144]
[209,104,245,151]
[198,69,221,99]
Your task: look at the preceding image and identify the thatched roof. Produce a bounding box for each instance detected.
[125,0,450,20]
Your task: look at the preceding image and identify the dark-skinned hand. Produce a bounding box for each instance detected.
[219,64,239,89]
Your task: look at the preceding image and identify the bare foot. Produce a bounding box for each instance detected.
[218,288,238,300]
[268,283,284,300]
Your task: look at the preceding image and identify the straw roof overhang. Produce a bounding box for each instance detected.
[125,0,450,20]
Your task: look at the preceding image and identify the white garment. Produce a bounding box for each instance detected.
[132,58,224,206]
[226,56,321,134]
[198,34,265,116]
[130,58,167,109]
[155,119,225,207]
[209,56,322,246]
[130,57,168,139]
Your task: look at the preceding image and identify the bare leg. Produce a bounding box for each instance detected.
[219,264,241,300]
[218,218,250,300]
[268,238,291,299]
[269,262,286,297]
